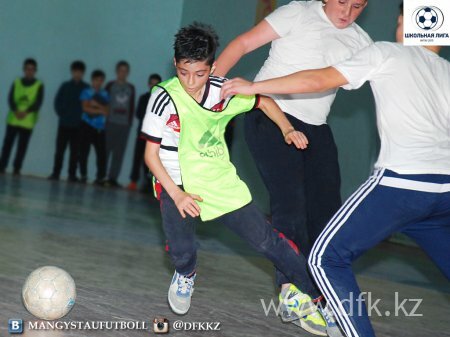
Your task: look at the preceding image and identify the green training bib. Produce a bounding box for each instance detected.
[158,77,257,221]
[7,78,42,129]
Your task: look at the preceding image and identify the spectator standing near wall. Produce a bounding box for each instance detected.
[0,58,44,175]
[49,61,89,182]
[105,61,135,187]
[127,73,162,192]
[79,70,109,186]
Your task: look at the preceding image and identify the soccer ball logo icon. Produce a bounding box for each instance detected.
[416,7,438,30]
[413,6,444,31]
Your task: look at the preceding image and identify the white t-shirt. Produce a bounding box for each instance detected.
[141,76,228,185]
[255,0,372,125]
[334,42,450,175]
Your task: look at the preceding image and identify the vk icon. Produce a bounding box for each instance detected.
[8,319,23,334]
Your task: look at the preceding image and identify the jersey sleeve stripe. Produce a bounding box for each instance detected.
[151,91,166,109]
[159,99,171,116]
[210,82,223,89]
[160,145,179,152]
[209,78,226,83]
[140,132,162,144]
[209,76,227,83]
[155,95,171,116]
[151,91,170,115]
[210,79,226,85]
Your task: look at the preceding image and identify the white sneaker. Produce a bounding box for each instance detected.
[167,271,196,315]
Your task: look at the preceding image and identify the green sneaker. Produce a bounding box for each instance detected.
[318,305,345,337]
[292,310,327,336]
[278,285,316,322]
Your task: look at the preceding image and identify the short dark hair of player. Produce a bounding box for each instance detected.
[399,2,403,15]
[116,60,130,71]
[91,69,106,80]
[149,73,162,84]
[71,60,86,72]
[174,22,219,66]
[320,0,367,2]
[23,58,37,69]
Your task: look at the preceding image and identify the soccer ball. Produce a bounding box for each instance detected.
[22,266,76,320]
[416,7,438,30]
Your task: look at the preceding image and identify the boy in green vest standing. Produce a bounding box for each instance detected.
[141,23,333,334]
[0,58,44,175]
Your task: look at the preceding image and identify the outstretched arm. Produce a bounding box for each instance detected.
[214,20,279,77]
[257,96,309,150]
[221,67,348,98]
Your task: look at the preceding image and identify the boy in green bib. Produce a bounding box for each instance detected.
[142,23,329,333]
[0,58,44,175]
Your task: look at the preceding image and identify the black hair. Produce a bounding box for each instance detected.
[23,58,37,68]
[91,69,106,80]
[116,60,130,71]
[148,73,162,83]
[320,0,368,2]
[399,2,403,15]
[174,22,219,66]
[71,60,86,72]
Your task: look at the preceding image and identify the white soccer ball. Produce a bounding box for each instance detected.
[22,266,76,320]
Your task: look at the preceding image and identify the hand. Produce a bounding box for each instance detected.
[90,100,102,108]
[173,190,203,218]
[15,111,27,120]
[221,77,255,99]
[284,129,309,150]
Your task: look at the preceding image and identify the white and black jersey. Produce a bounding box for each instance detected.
[141,76,228,185]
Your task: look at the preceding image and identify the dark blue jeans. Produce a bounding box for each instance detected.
[245,110,342,286]
[51,126,80,177]
[79,122,106,180]
[159,188,321,298]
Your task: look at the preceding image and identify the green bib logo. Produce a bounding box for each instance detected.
[17,95,30,110]
[199,130,225,158]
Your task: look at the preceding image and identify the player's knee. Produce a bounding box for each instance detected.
[309,242,348,270]
[253,234,275,255]
[324,245,350,269]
